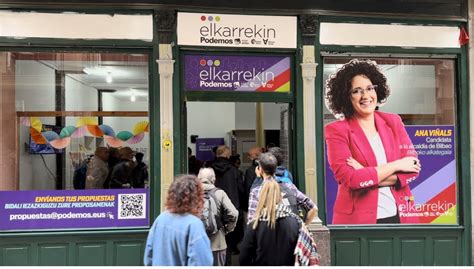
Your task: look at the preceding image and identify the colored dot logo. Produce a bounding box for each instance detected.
[199,59,221,67]
[201,15,220,22]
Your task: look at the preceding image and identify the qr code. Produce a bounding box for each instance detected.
[118,194,147,219]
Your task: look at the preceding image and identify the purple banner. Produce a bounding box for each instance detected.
[325,125,456,225]
[196,138,225,162]
[0,188,149,231]
[184,55,291,92]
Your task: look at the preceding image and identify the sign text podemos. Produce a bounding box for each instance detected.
[177,12,297,48]
[0,188,149,231]
[184,55,291,92]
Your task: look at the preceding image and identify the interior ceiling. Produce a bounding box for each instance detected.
[40,60,149,102]
[15,52,149,102]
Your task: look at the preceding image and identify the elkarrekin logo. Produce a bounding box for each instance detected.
[198,58,276,89]
[199,15,276,46]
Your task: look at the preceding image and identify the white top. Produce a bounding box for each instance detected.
[368,133,397,219]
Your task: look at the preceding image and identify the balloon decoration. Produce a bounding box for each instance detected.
[22,117,149,149]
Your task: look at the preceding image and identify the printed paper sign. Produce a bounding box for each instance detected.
[184,55,291,92]
[177,12,297,48]
[195,138,225,162]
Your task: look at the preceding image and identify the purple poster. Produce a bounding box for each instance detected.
[0,188,149,231]
[184,55,291,92]
[325,125,456,225]
[196,138,225,162]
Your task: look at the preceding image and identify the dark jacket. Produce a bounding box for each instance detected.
[132,161,148,188]
[239,217,299,266]
[210,157,243,210]
[243,160,258,211]
[109,159,134,189]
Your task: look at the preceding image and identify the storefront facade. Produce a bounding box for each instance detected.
[0,0,470,266]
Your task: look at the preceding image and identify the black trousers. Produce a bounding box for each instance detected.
[376,213,400,224]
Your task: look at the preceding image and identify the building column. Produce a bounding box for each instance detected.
[255,103,265,148]
[0,52,17,190]
[299,15,331,266]
[155,11,176,211]
[468,0,474,264]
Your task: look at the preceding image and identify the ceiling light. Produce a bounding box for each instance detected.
[106,72,113,84]
[130,89,137,102]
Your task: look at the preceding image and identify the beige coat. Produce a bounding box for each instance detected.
[85,156,109,189]
[201,178,239,251]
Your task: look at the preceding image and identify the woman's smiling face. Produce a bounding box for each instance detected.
[350,75,378,118]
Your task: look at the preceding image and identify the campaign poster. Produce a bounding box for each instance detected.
[196,138,225,162]
[184,54,291,92]
[0,188,149,231]
[325,125,456,225]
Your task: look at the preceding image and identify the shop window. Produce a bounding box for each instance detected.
[322,57,457,225]
[0,52,150,231]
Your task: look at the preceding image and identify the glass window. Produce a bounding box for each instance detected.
[0,51,150,231]
[323,57,457,225]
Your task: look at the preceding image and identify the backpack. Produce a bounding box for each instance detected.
[73,159,89,190]
[278,183,300,216]
[201,188,222,236]
[275,172,308,221]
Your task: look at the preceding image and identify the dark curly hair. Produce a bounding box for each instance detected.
[165,174,204,217]
[325,59,391,119]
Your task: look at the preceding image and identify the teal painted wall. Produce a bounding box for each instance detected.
[331,228,465,266]
[0,231,147,266]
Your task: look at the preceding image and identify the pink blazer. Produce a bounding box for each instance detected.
[325,111,419,224]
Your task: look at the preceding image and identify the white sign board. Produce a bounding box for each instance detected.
[177,12,297,49]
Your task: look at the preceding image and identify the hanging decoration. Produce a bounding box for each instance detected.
[22,117,149,149]
[459,26,469,46]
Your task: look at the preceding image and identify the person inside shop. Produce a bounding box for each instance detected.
[324,59,421,225]
[188,147,203,175]
[109,146,135,189]
[85,147,109,189]
[144,174,213,266]
[103,147,120,189]
[229,153,243,178]
[131,152,148,188]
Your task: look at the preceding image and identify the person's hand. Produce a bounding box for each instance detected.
[395,157,421,173]
[347,157,364,169]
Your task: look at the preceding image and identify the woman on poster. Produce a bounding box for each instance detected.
[324,59,421,225]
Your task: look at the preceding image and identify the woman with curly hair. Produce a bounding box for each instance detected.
[144,175,213,266]
[325,59,421,225]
